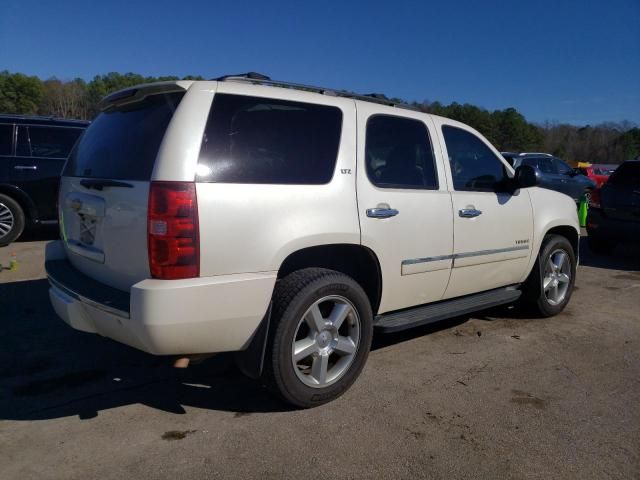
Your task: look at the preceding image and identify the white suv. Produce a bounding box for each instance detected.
[46,74,579,407]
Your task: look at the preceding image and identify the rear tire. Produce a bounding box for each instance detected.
[519,234,576,317]
[262,268,373,408]
[0,194,25,247]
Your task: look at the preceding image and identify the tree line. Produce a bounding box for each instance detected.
[1,70,638,164]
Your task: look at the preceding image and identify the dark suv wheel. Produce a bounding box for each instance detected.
[0,194,25,247]
[263,268,373,408]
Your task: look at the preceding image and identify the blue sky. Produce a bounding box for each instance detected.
[1,0,639,125]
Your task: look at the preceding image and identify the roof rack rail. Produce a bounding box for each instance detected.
[213,73,418,111]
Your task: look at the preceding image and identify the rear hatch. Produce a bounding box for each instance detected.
[600,161,640,223]
[59,84,187,291]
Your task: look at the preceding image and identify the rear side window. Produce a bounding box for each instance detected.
[197,94,342,184]
[365,115,438,189]
[608,162,640,187]
[64,92,184,180]
[17,126,83,158]
[0,124,12,155]
[442,126,506,191]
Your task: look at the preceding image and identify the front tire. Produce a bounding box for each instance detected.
[263,268,373,408]
[0,194,25,247]
[520,234,576,317]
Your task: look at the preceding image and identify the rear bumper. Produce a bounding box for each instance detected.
[587,209,640,242]
[45,241,277,355]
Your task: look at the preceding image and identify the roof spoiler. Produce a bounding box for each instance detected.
[100,81,192,111]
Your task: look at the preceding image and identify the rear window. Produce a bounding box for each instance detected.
[0,124,12,155]
[64,92,184,180]
[608,162,640,187]
[17,126,83,159]
[197,94,343,184]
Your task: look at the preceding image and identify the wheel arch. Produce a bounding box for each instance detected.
[0,184,38,223]
[277,244,383,315]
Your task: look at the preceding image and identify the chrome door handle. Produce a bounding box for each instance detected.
[366,207,399,218]
[14,165,37,170]
[459,208,482,218]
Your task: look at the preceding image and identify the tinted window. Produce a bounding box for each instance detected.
[64,92,184,180]
[537,157,554,174]
[521,158,539,169]
[553,158,573,175]
[608,162,640,187]
[197,94,342,184]
[365,115,438,189]
[19,126,83,158]
[0,124,12,156]
[16,126,29,156]
[442,126,506,191]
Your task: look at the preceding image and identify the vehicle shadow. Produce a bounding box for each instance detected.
[17,225,60,243]
[3,234,636,421]
[577,236,640,272]
[0,278,474,421]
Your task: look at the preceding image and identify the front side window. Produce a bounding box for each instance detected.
[442,126,506,191]
[537,157,554,174]
[553,158,573,175]
[365,115,438,189]
[198,94,343,184]
[0,124,12,156]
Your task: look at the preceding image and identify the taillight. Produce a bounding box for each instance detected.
[148,181,199,280]
[589,188,601,209]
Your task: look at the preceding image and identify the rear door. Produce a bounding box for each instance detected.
[12,125,84,221]
[356,104,453,313]
[59,87,189,291]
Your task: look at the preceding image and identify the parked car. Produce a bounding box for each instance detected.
[587,160,640,253]
[0,115,89,245]
[45,75,579,407]
[512,155,596,203]
[576,163,618,188]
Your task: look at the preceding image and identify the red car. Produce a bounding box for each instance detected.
[578,164,618,188]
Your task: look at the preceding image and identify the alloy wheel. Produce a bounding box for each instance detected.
[543,248,571,306]
[291,295,361,388]
[0,203,14,240]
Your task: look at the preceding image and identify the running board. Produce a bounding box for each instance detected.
[374,287,522,333]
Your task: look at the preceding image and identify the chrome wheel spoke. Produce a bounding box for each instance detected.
[553,252,567,271]
[0,204,13,238]
[293,337,317,361]
[328,303,350,329]
[543,276,553,292]
[311,352,329,385]
[334,336,356,355]
[305,304,326,333]
[558,273,570,284]
[292,295,361,389]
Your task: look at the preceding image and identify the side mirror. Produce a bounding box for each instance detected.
[513,165,539,188]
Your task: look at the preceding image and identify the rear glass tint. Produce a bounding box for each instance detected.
[20,126,83,158]
[0,124,12,155]
[608,162,640,187]
[64,92,184,180]
[197,94,342,184]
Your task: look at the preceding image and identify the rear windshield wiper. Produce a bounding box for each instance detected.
[80,179,134,191]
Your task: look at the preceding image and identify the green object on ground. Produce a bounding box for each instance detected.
[578,196,588,227]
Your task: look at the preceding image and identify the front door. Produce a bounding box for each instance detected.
[356,104,453,314]
[435,121,534,299]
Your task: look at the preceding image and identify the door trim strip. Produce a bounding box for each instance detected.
[402,245,529,266]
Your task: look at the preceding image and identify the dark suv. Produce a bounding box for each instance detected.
[0,115,89,245]
[512,155,596,203]
[587,160,640,253]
